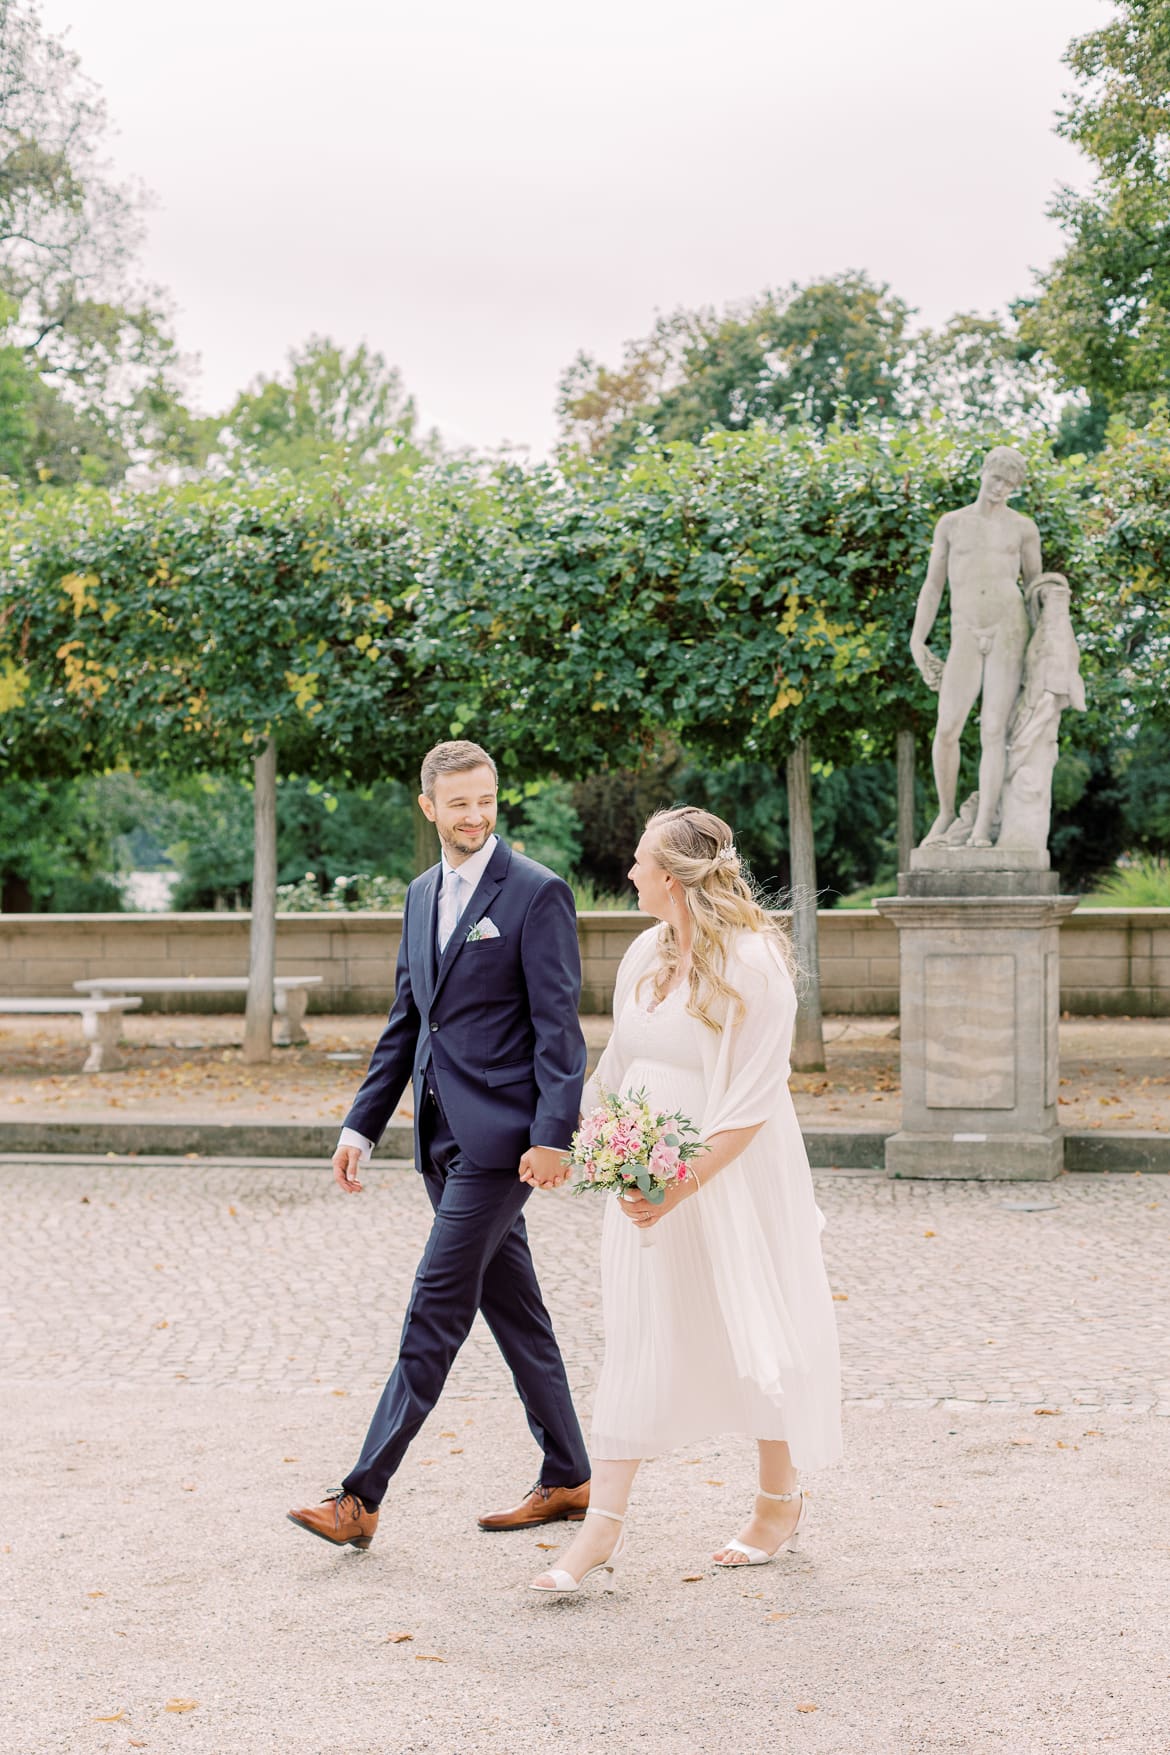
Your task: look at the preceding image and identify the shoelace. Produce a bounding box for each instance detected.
[323,1488,361,1523]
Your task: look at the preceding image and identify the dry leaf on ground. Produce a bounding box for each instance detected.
[385,1632,413,1644]
[796,1703,819,1713]
[414,1655,444,1663]
[681,1574,704,1583]
[92,1710,126,1722]
[164,1699,198,1713]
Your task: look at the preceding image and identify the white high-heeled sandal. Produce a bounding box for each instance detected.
[713,1486,806,1567]
[529,1507,627,1595]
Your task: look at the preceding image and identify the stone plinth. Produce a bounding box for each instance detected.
[876,876,1081,1179]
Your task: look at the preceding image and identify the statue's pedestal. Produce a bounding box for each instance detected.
[876,850,1080,1180]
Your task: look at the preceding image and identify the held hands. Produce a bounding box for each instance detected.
[332,1144,365,1195]
[518,1145,572,1190]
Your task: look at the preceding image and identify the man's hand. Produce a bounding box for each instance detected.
[518,1145,571,1189]
[332,1144,365,1194]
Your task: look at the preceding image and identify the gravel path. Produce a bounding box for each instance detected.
[3,1158,1169,1754]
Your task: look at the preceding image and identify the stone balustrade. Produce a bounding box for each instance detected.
[0,907,1166,1016]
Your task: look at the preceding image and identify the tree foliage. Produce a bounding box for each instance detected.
[218,336,437,479]
[558,276,1073,466]
[1022,0,1170,425]
[0,0,199,487]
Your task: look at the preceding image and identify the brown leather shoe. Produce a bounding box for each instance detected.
[477,1481,590,1531]
[287,1489,378,1550]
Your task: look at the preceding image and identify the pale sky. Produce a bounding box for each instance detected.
[44,0,1106,456]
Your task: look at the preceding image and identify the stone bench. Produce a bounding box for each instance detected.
[72,976,323,1045]
[0,997,143,1073]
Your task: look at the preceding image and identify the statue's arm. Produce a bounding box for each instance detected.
[910,518,950,690]
[1020,517,1042,587]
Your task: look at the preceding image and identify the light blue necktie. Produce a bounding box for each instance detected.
[438,869,466,953]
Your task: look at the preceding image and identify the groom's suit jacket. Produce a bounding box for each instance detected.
[344,838,587,1169]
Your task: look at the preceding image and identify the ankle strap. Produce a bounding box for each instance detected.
[758,1486,802,1502]
[585,1506,625,1524]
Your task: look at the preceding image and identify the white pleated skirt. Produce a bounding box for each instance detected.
[590,1056,795,1459]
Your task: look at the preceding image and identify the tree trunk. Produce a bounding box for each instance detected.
[243,738,277,1064]
[896,727,916,873]
[786,737,825,1072]
[413,809,439,877]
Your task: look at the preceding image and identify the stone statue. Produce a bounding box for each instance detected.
[997,573,1086,850]
[911,446,1043,848]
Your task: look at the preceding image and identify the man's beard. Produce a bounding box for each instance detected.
[441,824,492,857]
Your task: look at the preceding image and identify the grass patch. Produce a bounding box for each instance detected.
[1080,857,1170,908]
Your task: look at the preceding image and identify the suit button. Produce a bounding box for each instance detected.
[430,1021,439,1032]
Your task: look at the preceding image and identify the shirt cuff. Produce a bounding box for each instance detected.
[338,1126,374,1162]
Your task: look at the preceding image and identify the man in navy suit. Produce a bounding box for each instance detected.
[288,740,591,1550]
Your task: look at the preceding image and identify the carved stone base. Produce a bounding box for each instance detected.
[875,885,1081,1181]
[886,1128,1064,1181]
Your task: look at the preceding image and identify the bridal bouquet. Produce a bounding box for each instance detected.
[569,1088,706,1208]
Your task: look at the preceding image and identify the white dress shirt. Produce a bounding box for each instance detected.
[338,837,498,1163]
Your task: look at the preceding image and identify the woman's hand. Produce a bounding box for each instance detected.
[619,1178,693,1231]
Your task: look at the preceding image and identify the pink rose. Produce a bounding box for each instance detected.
[648,1139,681,1182]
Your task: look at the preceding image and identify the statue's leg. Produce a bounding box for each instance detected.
[972,630,1027,845]
[923,637,982,843]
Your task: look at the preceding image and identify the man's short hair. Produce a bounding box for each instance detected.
[982,445,1027,485]
[420,740,498,798]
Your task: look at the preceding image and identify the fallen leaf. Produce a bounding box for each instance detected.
[1055,1441,1079,1450]
[923,1230,936,1238]
[154,1320,168,1330]
[227,1206,237,1216]
[681,1573,704,1583]
[796,1703,818,1713]
[87,1590,106,1598]
[282,1456,298,1463]
[449,1447,463,1455]
[385,1632,413,1643]
[766,1611,792,1621]
[703,1479,724,1486]
[439,1431,456,1438]
[832,1292,848,1301]
[1035,1407,1062,1416]
[1010,1438,1034,1446]
[129,1740,147,1748]
[164,1699,198,1713]
[535,1542,558,1551]
[331,1389,348,1397]
[92,1710,126,1722]
[1083,1429,1102,1437]
[414,1654,444,1663]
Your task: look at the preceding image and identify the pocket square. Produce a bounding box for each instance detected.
[465,916,500,942]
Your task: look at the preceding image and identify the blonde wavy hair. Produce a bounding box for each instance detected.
[637,806,793,1032]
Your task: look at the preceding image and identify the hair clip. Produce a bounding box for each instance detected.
[715,844,738,863]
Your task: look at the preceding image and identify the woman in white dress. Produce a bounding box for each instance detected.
[528,807,842,1594]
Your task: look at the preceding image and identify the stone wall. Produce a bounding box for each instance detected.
[0,907,1166,1015]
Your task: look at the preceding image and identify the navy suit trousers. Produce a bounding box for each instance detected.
[342,1093,590,1507]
